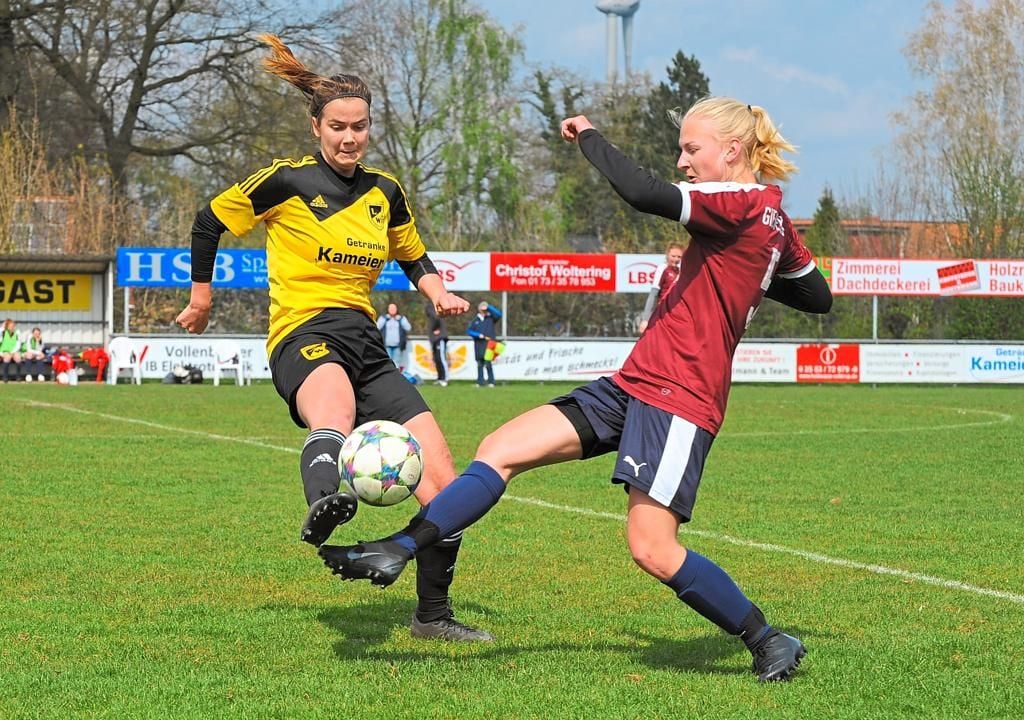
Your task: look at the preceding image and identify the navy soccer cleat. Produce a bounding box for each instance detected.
[300,491,358,547]
[751,630,806,682]
[318,540,413,588]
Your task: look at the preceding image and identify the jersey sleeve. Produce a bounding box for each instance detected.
[385,178,427,262]
[209,162,289,238]
[677,182,764,239]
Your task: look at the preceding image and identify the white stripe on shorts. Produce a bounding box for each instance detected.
[648,415,697,507]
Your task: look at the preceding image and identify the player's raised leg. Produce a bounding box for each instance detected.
[296,363,358,546]
[318,404,583,586]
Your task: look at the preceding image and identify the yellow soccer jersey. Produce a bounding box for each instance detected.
[210,154,427,354]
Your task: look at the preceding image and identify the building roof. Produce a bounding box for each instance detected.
[0,254,113,273]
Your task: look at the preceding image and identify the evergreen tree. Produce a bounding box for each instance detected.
[803,187,848,257]
[634,51,710,180]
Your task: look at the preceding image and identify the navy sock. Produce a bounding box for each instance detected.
[390,461,506,554]
[664,550,759,636]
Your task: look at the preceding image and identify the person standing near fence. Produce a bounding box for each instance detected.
[377,303,411,369]
[174,34,492,642]
[425,300,449,386]
[467,301,501,387]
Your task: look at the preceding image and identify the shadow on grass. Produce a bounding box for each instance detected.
[318,597,820,678]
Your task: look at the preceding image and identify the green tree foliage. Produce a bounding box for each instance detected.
[803,187,849,256]
[327,0,523,248]
[634,51,709,181]
[528,52,709,254]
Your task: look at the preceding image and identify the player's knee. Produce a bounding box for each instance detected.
[474,431,516,476]
[627,534,678,581]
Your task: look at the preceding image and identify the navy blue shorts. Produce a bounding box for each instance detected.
[268,308,429,429]
[550,377,714,521]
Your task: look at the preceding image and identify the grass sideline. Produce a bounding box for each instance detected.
[1,381,1022,719]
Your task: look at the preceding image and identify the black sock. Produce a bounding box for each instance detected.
[299,428,346,506]
[739,603,771,650]
[414,533,463,623]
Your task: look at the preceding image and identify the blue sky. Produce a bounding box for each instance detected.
[474,0,939,219]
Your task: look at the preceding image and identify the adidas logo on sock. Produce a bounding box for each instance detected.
[309,194,328,209]
[308,453,336,468]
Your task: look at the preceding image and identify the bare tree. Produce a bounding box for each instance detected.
[325,0,523,246]
[12,0,323,193]
[893,0,1024,257]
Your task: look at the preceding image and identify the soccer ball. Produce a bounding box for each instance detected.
[340,420,423,507]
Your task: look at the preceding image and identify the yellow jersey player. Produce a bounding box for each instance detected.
[176,34,492,642]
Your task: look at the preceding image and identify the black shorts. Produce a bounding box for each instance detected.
[550,377,715,521]
[268,308,429,429]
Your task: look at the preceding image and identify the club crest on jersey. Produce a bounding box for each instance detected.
[300,342,329,361]
[365,201,388,230]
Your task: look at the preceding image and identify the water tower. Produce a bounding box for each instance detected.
[595,0,640,83]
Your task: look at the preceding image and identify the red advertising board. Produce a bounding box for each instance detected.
[796,344,861,383]
[490,252,616,292]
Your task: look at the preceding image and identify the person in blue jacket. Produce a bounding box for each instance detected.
[467,301,501,387]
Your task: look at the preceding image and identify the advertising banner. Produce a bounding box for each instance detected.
[117,248,268,288]
[118,337,1024,384]
[732,343,797,382]
[0,273,93,310]
[490,253,617,292]
[431,252,491,291]
[796,344,861,383]
[830,258,1024,297]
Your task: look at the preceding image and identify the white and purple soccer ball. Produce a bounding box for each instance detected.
[340,420,422,507]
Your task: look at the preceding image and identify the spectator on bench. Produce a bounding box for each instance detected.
[1,318,22,383]
[22,327,47,382]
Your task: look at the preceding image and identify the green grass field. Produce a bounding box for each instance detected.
[2,380,1022,719]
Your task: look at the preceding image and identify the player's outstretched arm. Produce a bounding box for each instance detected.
[561,116,683,221]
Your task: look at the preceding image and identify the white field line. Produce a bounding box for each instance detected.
[18,399,1024,605]
[506,496,1024,605]
[725,407,1013,438]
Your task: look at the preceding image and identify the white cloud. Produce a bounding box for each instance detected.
[721,46,849,96]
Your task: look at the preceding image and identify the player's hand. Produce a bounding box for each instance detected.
[434,291,470,317]
[175,303,211,334]
[176,283,212,334]
[560,115,595,142]
[638,320,648,334]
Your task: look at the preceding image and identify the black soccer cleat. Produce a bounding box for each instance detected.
[318,540,412,588]
[751,630,806,682]
[300,491,358,547]
[410,614,495,642]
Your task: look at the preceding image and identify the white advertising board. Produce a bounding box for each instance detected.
[125,337,1024,385]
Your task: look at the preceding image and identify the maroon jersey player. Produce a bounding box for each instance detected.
[322,97,832,682]
[638,241,683,333]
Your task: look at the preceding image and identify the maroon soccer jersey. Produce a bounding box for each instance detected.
[653,263,680,302]
[614,181,814,434]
